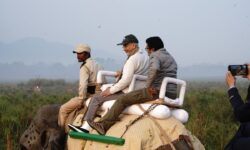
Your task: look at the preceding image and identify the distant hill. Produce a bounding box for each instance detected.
[0,62,226,82]
[0,59,124,82]
[0,37,124,82]
[0,37,74,65]
[0,37,228,82]
[0,37,119,65]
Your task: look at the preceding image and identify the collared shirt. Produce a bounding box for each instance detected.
[78,58,103,100]
[109,50,149,94]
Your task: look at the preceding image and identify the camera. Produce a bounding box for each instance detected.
[228,64,249,76]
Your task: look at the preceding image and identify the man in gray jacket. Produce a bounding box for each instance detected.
[88,36,177,135]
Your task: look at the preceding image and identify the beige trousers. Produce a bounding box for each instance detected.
[58,97,83,128]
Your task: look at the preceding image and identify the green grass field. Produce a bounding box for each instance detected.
[0,79,248,150]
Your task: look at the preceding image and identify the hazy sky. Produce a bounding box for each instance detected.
[0,0,249,67]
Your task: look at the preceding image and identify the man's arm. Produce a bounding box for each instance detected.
[109,58,135,94]
[228,87,250,122]
[78,66,89,100]
[146,55,160,88]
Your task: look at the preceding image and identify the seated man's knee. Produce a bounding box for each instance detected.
[59,104,67,114]
[91,94,104,104]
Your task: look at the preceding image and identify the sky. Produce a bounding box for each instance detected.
[0,0,250,67]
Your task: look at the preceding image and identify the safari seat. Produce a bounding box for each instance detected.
[85,70,189,123]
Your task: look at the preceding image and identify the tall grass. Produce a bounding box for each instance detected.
[0,79,248,149]
[0,79,76,150]
[185,81,248,150]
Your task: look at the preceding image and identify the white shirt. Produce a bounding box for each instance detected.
[109,50,149,94]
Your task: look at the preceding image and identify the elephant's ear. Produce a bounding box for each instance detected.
[41,130,48,149]
[19,122,42,150]
[47,129,66,150]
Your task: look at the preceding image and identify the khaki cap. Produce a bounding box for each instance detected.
[73,44,91,53]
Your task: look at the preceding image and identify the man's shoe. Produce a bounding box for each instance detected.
[68,124,89,133]
[87,121,106,135]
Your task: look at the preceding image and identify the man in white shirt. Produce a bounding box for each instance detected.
[68,34,149,132]
[58,44,102,129]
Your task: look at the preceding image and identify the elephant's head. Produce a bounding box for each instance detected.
[19,104,66,150]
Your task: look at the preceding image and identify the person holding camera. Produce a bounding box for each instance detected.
[225,64,250,150]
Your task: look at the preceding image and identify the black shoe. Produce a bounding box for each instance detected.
[68,124,89,133]
[87,121,106,135]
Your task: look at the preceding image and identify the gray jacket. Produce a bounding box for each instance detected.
[146,48,177,94]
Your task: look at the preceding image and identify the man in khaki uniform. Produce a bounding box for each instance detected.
[58,43,102,129]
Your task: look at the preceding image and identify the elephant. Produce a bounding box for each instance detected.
[19,104,66,150]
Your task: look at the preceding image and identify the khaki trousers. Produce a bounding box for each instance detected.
[58,97,83,128]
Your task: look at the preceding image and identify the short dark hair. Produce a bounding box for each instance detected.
[146,36,164,51]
